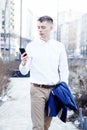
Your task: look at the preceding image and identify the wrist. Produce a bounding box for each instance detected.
[21,61,26,66]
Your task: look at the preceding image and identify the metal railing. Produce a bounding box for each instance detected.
[79,108,87,130]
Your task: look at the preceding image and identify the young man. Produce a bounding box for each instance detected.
[19,15,69,130]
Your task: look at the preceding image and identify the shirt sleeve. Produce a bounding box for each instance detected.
[19,44,32,75]
[19,59,31,75]
[58,45,69,84]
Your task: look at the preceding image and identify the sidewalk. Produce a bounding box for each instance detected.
[0,78,79,130]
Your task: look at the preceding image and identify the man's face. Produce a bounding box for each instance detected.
[37,21,53,40]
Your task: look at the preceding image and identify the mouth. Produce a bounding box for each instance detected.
[39,32,44,35]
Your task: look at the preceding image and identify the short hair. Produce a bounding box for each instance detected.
[37,15,53,24]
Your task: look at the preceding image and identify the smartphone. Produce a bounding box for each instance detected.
[19,48,27,56]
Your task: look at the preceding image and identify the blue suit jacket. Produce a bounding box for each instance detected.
[45,82,78,122]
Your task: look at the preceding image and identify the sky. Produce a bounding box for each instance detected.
[23,0,87,36]
[14,0,87,39]
[26,0,87,17]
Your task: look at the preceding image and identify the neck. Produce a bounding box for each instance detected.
[40,36,50,42]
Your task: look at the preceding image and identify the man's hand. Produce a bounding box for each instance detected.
[21,52,28,66]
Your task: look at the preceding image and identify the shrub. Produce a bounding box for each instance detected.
[76,91,87,116]
[0,61,10,95]
[68,59,87,121]
[0,60,20,96]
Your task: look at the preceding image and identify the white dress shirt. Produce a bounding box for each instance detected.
[19,39,69,85]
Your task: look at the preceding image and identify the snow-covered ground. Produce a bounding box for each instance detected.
[0,78,79,130]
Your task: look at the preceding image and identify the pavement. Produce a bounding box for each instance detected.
[0,78,79,130]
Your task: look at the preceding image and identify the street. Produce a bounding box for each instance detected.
[0,78,79,130]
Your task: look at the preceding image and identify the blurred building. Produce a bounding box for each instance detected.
[56,10,81,57]
[80,13,87,56]
[0,0,33,61]
[0,0,15,60]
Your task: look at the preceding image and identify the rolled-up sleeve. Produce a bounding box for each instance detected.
[19,44,32,75]
[19,61,30,75]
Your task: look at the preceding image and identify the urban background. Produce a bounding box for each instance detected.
[0,0,87,61]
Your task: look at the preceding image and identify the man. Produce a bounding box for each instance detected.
[19,15,69,130]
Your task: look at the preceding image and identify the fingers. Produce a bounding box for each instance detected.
[21,53,28,66]
[21,52,27,57]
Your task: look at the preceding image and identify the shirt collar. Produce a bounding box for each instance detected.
[38,38,53,44]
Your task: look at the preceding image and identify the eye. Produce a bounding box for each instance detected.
[37,26,46,29]
[41,26,46,29]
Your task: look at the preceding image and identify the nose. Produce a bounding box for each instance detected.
[38,28,43,34]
